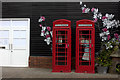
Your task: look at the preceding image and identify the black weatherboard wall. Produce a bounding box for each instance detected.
[2,2,119,56]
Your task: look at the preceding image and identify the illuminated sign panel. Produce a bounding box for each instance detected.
[55,24,68,26]
[78,24,92,26]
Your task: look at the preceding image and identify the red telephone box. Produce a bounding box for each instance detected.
[75,20,95,73]
[52,19,71,72]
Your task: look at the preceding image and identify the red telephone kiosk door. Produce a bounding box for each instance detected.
[76,20,95,73]
[52,19,71,72]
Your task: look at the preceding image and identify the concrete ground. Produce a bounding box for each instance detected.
[1,67,120,78]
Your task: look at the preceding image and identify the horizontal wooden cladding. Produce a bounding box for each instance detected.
[119,2,120,19]
[2,2,119,56]
[2,2,118,14]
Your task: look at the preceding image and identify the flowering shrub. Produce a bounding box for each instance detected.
[38,16,52,45]
[79,1,120,50]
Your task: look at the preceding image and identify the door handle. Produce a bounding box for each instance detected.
[68,44,69,47]
[11,44,12,50]
[0,47,5,49]
[66,44,69,48]
[92,44,93,47]
[9,44,11,50]
[11,44,13,52]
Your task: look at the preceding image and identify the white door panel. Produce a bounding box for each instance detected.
[0,29,11,66]
[11,50,28,67]
[0,50,10,66]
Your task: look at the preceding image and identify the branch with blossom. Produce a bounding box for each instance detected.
[79,1,120,50]
[38,1,120,50]
[38,16,52,45]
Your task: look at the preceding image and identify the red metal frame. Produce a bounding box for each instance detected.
[75,19,95,73]
[52,19,71,72]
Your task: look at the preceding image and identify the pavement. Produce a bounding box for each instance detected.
[1,67,120,79]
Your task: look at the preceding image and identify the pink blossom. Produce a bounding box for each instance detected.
[93,18,98,22]
[82,8,86,13]
[102,28,107,32]
[39,24,42,27]
[102,16,107,19]
[41,16,45,21]
[107,35,111,40]
[47,27,51,31]
[41,30,45,33]
[46,34,50,38]
[114,33,119,39]
[91,8,95,12]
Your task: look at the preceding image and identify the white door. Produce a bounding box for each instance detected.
[0,18,30,67]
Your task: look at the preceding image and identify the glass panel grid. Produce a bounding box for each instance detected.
[0,30,9,38]
[13,30,26,38]
[0,39,9,45]
[0,20,11,27]
[13,39,26,49]
[55,30,68,65]
[79,30,92,66]
[12,21,28,27]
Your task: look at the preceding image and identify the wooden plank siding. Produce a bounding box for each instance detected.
[2,2,119,56]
